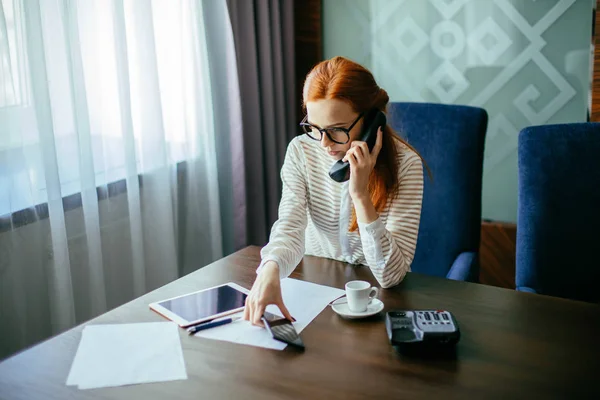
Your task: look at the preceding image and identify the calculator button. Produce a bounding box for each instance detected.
[442,314,449,320]
[424,313,431,320]
[433,313,440,321]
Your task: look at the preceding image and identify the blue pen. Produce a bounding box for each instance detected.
[187,316,241,335]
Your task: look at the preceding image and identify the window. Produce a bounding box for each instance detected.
[0,0,28,108]
[0,0,204,217]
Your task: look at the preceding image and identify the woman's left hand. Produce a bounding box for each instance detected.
[343,127,383,201]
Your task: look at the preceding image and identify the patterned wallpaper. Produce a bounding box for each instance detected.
[323,0,594,222]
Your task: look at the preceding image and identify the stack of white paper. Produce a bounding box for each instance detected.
[66,322,187,390]
[195,278,345,350]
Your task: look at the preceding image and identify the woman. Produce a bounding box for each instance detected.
[243,56,424,325]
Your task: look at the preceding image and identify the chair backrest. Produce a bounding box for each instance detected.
[517,123,600,302]
[387,102,488,279]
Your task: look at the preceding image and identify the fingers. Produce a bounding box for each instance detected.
[243,293,265,327]
[343,146,361,164]
[244,271,288,328]
[343,148,357,163]
[243,297,250,321]
[350,144,365,164]
[342,151,349,163]
[346,151,358,168]
[251,302,266,327]
[277,300,295,322]
[343,149,365,166]
[347,141,375,165]
[355,141,370,158]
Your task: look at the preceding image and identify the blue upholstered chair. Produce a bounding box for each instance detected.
[387,102,488,281]
[516,123,600,302]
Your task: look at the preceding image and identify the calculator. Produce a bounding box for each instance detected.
[262,312,305,349]
[385,310,460,348]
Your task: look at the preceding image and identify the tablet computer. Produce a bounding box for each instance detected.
[149,282,249,328]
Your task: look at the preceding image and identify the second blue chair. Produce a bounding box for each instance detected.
[516,122,600,302]
[388,102,488,282]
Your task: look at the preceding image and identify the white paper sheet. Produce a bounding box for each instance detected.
[66,322,187,389]
[194,278,345,350]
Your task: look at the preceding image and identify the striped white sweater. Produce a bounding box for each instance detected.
[258,134,424,288]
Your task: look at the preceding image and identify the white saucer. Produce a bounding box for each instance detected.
[331,298,384,319]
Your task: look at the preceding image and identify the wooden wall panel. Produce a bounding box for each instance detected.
[593,0,600,121]
[294,0,322,121]
[479,221,516,289]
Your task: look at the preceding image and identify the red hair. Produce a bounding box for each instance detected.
[302,56,425,232]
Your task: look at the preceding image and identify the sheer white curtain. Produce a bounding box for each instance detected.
[0,0,241,359]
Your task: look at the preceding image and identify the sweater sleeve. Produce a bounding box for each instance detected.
[257,139,308,279]
[358,151,424,288]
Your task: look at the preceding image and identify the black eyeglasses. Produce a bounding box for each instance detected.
[299,113,364,144]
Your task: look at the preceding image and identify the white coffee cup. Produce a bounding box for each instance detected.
[345,280,379,312]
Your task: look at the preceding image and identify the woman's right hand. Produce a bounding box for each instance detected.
[244,261,294,326]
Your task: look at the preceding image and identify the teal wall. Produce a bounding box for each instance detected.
[323,0,594,222]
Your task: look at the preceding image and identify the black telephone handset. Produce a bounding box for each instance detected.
[329,109,387,183]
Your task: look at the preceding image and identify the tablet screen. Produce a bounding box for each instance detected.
[158,285,247,323]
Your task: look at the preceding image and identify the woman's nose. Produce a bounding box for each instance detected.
[320,133,333,148]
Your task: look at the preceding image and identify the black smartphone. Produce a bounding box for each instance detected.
[262,312,305,349]
[328,108,387,183]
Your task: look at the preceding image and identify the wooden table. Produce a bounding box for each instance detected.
[1,246,599,399]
